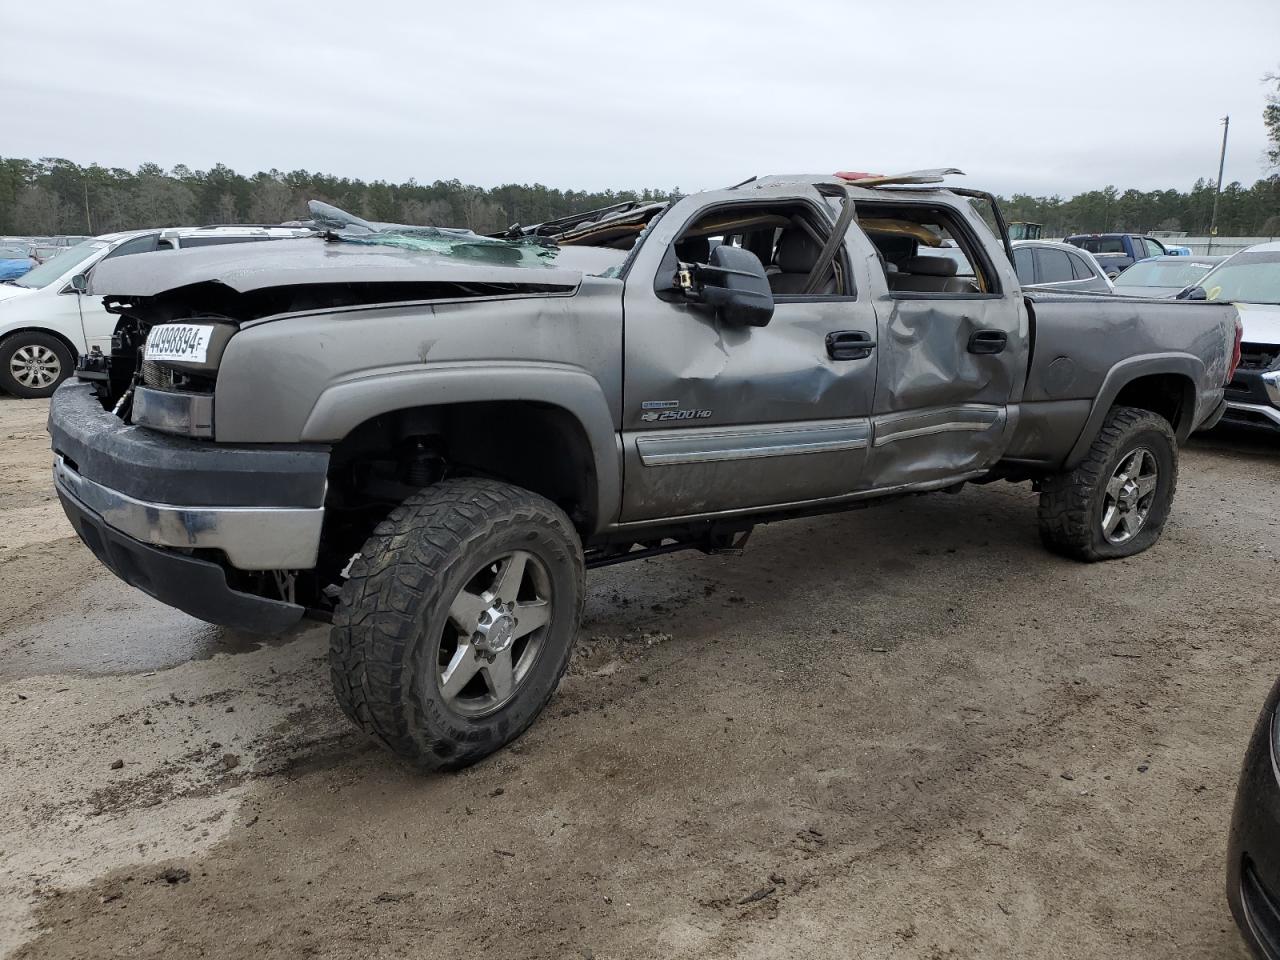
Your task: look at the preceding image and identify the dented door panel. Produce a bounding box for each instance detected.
[618,296,878,521]
[619,188,879,522]
[866,295,1025,485]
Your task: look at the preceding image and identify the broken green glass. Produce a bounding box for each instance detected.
[308,200,559,268]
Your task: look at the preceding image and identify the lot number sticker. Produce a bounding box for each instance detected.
[145,324,215,363]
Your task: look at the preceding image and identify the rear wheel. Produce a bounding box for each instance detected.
[1037,406,1178,562]
[0,332,74,399]
[329,479,584,770]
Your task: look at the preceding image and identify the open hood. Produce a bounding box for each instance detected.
[88,236,590,300]
[1237,302,1280,346]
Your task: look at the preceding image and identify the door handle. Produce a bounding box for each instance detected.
[826,330,876,361]
[968,330,1008,355]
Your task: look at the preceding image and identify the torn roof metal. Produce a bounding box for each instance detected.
[746,168,965,195]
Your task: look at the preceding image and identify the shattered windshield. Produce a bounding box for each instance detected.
[310,200,559,269]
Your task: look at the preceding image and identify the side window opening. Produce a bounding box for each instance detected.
[1083,236,1125,254]
[855,201,995,295]
[669,202,853,299]
[101,234,159,261]
[1070,253,1095,281]
[1035,248,1074,284]
[1013,246,1034,285]
[179,235,276,249]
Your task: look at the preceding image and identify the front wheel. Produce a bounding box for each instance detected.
[329,479,584,770]
[1037,406,1178,562]
[0,331,74,398]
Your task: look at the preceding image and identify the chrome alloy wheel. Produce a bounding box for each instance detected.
[1101,447,1158,544]
[10,344,61,389]
[436,550,553,715]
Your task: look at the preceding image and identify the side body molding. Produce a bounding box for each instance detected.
[1063,352,1202,468]
[300,361,622,530]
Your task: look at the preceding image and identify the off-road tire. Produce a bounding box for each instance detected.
[329,479,584,770]
[0,331,74,399]
[1038,405,1178,562]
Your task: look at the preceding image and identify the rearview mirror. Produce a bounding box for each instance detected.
[68,274,88,294]
[1176,285,1207,301]
[680,245,774,328]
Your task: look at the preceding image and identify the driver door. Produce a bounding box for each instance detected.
[619,189,879,522]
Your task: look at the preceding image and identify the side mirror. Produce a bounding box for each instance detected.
[68,274,88,294]
[681,245,774,328]
[1176,285,1207,301]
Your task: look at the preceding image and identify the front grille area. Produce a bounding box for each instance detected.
[1242,859,1280,959]
[141,359,216,394]
[141,359,169,389]
[1240,343,1280,373]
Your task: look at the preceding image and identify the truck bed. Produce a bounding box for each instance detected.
[1002,292,1237,469]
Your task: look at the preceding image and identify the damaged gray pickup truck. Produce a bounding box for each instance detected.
[49,170,1242,769]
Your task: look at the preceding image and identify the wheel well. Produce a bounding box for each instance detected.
[1112,373,1195,439]
[327,400,599,532]
[0,326,79,359]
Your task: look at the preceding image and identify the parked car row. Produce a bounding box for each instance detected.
[0,224,313,397]
[0,245,38,282]
[1064,232,1170,278]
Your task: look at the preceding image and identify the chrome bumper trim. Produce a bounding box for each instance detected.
[1263,371,1280,406]
[53,455,323,570]
[1225,400,1280,427]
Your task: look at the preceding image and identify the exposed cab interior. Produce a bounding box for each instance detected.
[852,201,993,295]
[665,201,853,297]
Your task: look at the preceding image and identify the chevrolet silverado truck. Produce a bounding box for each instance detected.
[48,171,1241,769]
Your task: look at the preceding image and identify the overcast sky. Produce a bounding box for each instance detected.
[5,0,1277,198]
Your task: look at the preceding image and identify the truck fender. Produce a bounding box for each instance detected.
[300,360,622,528]
[1063,352,1202,468]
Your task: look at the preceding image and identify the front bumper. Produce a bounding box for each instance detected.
[48,381,331,633]
[1224,370,1280,432]
[53,455,322,569]
[56,486,306,633]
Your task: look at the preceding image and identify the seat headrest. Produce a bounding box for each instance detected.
[901,255,957,277]
[775,228,824,273]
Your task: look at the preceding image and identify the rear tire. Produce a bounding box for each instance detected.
[1038,406,1178,562]
[329,479,584,770]
[0,331,74,399]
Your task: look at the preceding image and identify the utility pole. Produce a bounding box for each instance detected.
[82,178,92,235]
[1207,115,1229,255]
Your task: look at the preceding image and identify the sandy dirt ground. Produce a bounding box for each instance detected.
[1,394,1278,959]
